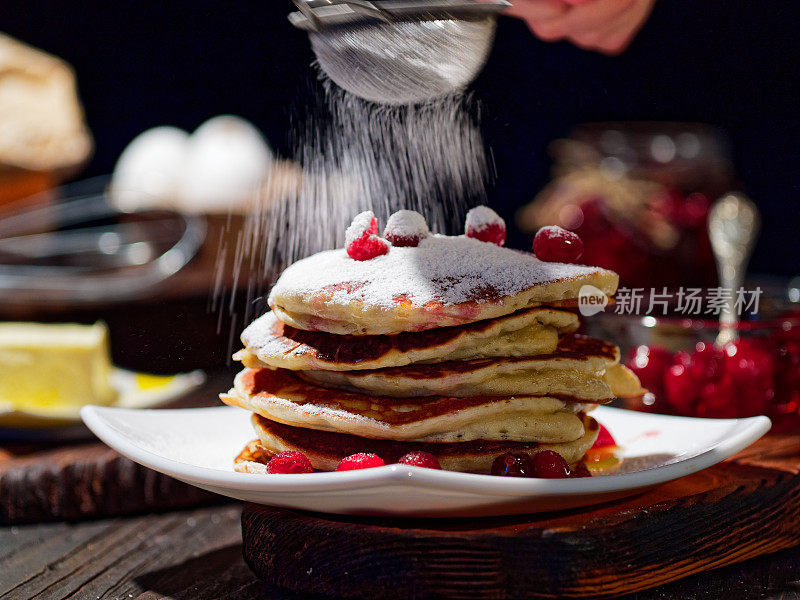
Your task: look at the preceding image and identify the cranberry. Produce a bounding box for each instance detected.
[465,206,506,246]
[532,226,584,263]
[266,451,313,474]
[664,361,700,415]
[398,451,442,470]
[530,450,572,478]
[490,452,532,477]
[591,424,617,448]
[689,342,724,382]
[384,210,429,247]
[700,376,738,418]
[336,453,386,471]
[570,462,592,478]
[723,339,775,416]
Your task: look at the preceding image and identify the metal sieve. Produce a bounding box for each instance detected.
[289,0,509,105]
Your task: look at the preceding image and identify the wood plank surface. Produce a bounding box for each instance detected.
[3,503,800,600]
[242,434,800,600]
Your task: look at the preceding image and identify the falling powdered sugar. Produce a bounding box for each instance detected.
[213,74,492,335]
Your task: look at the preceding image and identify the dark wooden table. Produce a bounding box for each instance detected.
[3,502,800,600]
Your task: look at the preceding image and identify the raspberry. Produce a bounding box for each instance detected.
[465,206,506,246]
[345,211,390,261]
[345,211,379,245]
[336,453,386,471]
[398,451,442,469]
[490,452,532,477]
[384,210,429,247]
[532,226,584,263]
[531,450,572,478]
[347,234,390,261]
[591,423,617,448]
[266,451,313,474]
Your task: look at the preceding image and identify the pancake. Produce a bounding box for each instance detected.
[237,307,579,371]
[222,368,593,443]
[298,335,627,401]
[250,413,600,473]
[268,235,618,335]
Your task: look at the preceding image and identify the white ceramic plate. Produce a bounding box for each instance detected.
[80,405,770,518]
[0,369,205,440]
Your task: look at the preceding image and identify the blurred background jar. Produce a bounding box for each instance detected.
[517,122,735,289]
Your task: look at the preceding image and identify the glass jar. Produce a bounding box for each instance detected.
[517,122,736,288]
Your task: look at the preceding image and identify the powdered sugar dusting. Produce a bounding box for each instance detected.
[384,210,430,247]
[269,234,608,309]
[384,210,429,239]
[465,205,504,232]
[345,211,378,246]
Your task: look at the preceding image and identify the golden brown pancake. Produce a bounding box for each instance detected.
[298,335,624,401]
[222,368,594,443]
[236,307,579,371]
[268,235,617,334]
[251,413,600,473]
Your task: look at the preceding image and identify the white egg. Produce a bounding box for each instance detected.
[109,126,189,211]
[177,115,274,213]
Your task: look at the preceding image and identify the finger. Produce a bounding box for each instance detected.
[505,0,570,22]
[567,0,654,54]
[549,0,635,37]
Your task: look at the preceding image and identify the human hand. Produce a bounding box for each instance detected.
[503,0,656,55]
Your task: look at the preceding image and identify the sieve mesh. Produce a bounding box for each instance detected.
[310,16,496,105]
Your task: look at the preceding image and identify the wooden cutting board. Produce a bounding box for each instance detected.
[241,434,800,599]
[0,440,224,524]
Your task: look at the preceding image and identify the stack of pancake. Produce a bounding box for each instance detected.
[222,231,642,473]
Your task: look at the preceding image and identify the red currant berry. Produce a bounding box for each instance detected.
[398,451,442,469]
[266,451,313,474]
[384,210,429,247]
[532,226,584,263]
[530,450,572,478]
[336,453,386,471]
[490,452,532,477]
[465,206,506,246]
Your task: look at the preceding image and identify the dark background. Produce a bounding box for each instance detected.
[3,1,799,276]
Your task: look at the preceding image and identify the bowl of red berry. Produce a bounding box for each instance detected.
[610,309,800,431]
